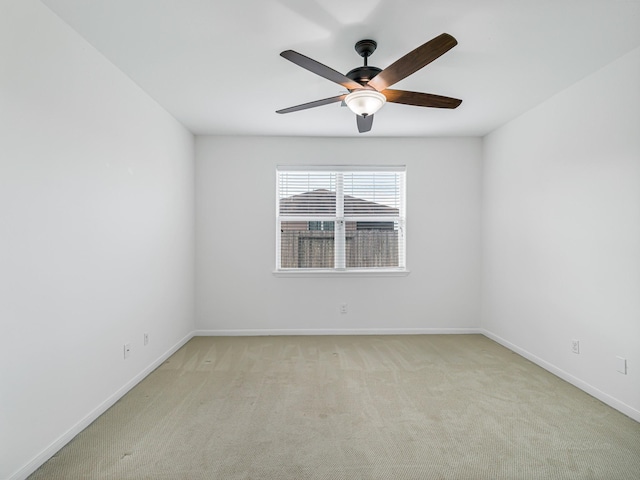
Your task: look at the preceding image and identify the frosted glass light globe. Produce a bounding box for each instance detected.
[344,90,386,116]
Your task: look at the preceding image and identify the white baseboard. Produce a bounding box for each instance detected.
[481,329,640,423]
[195,327,482,336]
[11,331,194,480]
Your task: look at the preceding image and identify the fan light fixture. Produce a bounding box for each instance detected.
[344,89,386,117]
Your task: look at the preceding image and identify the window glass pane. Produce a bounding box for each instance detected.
[309,221,335,231]
[343,172,402,217]
[280,221,335,269]
[345,221,400,268]
[279,173,337,216]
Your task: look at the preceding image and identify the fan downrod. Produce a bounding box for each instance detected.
[347,39,381,86]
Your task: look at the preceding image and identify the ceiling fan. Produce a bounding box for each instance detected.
[276,33,462,133]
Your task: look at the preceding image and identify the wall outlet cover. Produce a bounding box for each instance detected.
[571,339,580,354]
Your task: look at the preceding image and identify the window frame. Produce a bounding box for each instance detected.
[274,165,408,277]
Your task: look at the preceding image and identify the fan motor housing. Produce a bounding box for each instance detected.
[346,66,382,87]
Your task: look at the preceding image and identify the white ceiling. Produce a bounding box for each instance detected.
[41,0,640,137]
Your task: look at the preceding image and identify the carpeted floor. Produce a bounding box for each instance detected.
[29,335,640,479]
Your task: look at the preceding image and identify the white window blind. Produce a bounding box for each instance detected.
[276,166,406,272]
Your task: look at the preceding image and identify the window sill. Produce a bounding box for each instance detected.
[272,269,410,278]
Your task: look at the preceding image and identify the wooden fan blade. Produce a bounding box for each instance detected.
[357,114,374,133]
[383,89,462,109]
[280,50,363,90]
[368,33,457,91]
[276,94,347,114]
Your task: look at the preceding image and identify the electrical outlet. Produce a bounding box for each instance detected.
[571,339,580,354]
[144,333,149,346]
[340,303,348,314]
[124,343,131,359]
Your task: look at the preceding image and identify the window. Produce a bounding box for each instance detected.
[308,221,335,231]
[276,166,406,273]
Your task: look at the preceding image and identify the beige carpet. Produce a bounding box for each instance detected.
[29,335,640,479]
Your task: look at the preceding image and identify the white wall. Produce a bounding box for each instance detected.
[196,136,482,334]
[482,47,640,420]
[0,2,195,479]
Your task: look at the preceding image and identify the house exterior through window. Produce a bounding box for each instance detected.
[276,166,406,272]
